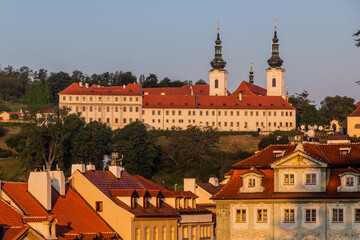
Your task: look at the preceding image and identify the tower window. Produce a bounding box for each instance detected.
[215,79,219,88]
[272,78,276,87]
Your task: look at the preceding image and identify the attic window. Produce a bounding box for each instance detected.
[223,104,226,106]
[158,103,161,106]
[129,90,133,93]
[282,104,286,107]
[145,103,149,106]
[273,150,285,158]
[210,103,214,106]
[170,103,174,106]
[156,197,162,208]
[235,103,239,106]
[247,104,250,107]
[108,90,112,93]
[259,104,262,107]
[340,148,351,156]
[185,103,188,106]
[271,104,274,107]
[96,201,103,212]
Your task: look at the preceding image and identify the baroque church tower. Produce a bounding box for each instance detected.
[266,20,285,98]
[209,22,228,96]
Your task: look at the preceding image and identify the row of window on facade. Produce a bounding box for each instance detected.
[63,96,139,102]
[89,117,139,124]
[149,109,293,117]
[72,106,140,113]
[150,118,292,128]
[235,208,360,224]
[135,226,175,240]
[182,225,211,240]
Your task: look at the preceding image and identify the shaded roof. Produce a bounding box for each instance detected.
[231,81,267,96]
[327,134,350,140]
[58,82,142,95]
[2,182,119,239]
[212,168,360,200]
[0,198,24,227]
[197,183,224,195]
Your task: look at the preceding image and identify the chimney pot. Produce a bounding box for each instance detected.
[79,82,83,88]
[85,83,89,88]
[71,163,86,175]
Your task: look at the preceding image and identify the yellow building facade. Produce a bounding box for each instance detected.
[347,103,360,137]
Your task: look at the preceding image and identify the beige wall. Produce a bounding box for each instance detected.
[215,199,360,240]
[347,116,360,138]
[266,68,285,98]
[0,112,10,121]
[209,69,228,96]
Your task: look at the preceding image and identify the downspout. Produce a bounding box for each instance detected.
[272,202,275,239]
[325,202,327,239]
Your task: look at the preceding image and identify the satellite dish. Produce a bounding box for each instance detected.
[300,125,305,130]
[307,129,315,138]
[308,125,312,130]
[314,125,318,130]
[319,126,324,131]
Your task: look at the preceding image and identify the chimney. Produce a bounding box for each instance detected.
[109,165,125,179]
[0,180,2,198]
[79,82,83,88]
[184,178,196,194]
[209,177,219,187]
[85,83,89,88]
[238,92,242,102]
[28,170,52,211]
[49,170,66,196]
[86,163,96,171]
[190,86,193,96]
[161,92,165,95]
[71,163,86,175]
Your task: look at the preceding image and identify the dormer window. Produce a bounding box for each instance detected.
[248,179,256,188]
[156,197,162,208]
[340,148,351,156]
[284,174,295,185]
[96,201,103,212]
[346,176,354,187]
[131,197,137,209]
[273,150,285,158]
[175,198,179,209]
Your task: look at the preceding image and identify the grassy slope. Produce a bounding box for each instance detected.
[0,126,30,181]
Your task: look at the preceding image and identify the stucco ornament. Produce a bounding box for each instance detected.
[302,232,320,240]
[352,232,360,240]
[255,231,270,240]
[329,231,347,240]
[280,231,297,240]
[232,231,249,240]
[217,208,230,222]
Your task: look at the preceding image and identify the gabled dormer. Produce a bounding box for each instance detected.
[273,150,286,158]
[110,189,139,209]
[339,147,351,156]
[270,151,328,192]
[239,167,265,193]
[337,167,360,192]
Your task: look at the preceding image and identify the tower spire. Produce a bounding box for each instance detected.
[249,62,254,84]
[211,21,226,70]
[267,19,283,68]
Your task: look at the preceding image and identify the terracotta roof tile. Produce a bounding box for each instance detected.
[349,105,360,117]
[0,198,24,226]
[197,183,223,195]
[143,85,209,96]
[58,83,142,96]
[231,81,267,96]
[240,167,265,176]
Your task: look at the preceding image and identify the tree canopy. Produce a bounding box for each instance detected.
[319,95,356,124]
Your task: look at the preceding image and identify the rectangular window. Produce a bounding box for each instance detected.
[124,107,127,112]
[250,111,253,116]
[106,118,110,123]
[136,107,139,112]
[178,111,182,116]
[193,111,195,116]
[90,106,93,112]
[98,118,101,122]
[69,96,72,101]
[96,201,103,212]
[115,107,118,112]
[290,122,293,127]
[200,111,203,116]
[99,97,101,101]
[274,111,277,116]
[206,111,209,116]
[90,118,93,122]
[280,122,283,127]
[76,96,79,101]
[115,118,118,123]
[248,179,255,188]
[290,112,293,116]
[212,111,215,116]
[130,118,133,122]
[157,110,160,115]
[123,118,126,123]
[256,111,259,116]
[286,122,288,127]
[257,209,268,223]
[107,107,110,112]
[263,111,266,116]
[230,111,233,116]
[306,173,316,185]
[145,228,150,240]
[123,97,126,101]
[224,111,227,116]
[142,110,145,115]
[305,209,316,222]
[82,106,86,111]
[284,174,295,185]
[236,209,246,222]
[286,111,288,116]
[346,177,354,186]
[188,110,191,116]
[355,209,360,222]
[90,97,92,101]
[135,228,140,240]
[284,209,295,223]
[115,97,118,102]
[224,122,227,127]
[281,111,284,116]
[152,110,155,115]
[172,110,175,115]
[130,107,133,112]
[76,106,79,112]
[63,96,66,101]
[332,209,344,223]
[218,111,221,116]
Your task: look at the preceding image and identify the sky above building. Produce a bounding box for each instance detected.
[0,0,359,105]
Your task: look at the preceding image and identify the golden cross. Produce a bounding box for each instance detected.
[217,21,220,32]
[274,19,277,30]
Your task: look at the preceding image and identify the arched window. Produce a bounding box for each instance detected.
[355,124,360,129]
[215,79,219,88]
[272,78,276,87]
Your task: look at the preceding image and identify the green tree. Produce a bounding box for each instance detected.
[27,79,52,111]
[258,133,289,150]
[112,121,160,178]
[142,74,158,88]
[319,96,356,125]
[48,72,74,103]
[113,71,137,86]
[195,79,207,85]
[158,77,171,87]
[301,105,323,126]
[288,90,314,126]
[71,121,112,169]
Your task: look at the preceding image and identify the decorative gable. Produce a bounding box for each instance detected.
[239,167,265,193]
[270,151,328,169]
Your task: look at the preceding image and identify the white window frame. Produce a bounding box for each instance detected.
[305,173,317,185]
[355,208,360,223]
[284,209,295,223]
[236,209,247,223]
[284,173,295,185]
[332,208,344,223]
[248,178,256,188]
[305,209,317,223]
[346,176,354,187]
[256,209,268,223]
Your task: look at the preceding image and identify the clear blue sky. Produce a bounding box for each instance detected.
[0,0,359,105]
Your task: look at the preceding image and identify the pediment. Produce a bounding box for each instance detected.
[270,151,328,168]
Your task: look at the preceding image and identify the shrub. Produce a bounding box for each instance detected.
[0,126,7,136]
[0,148,13,158]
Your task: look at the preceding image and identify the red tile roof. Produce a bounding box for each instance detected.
[0,198,24,226]
[212,168,360,200]
[349,104,360,117]
[58,83,142,95]
[143,94,294,109]
[231,81,267,96]
[240,167,265,176]
[2,182,119,239]
[143,85,209,96]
